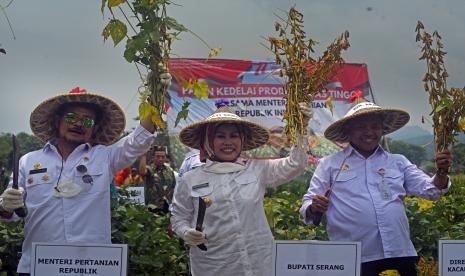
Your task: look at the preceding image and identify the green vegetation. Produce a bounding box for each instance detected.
[111,195,189,275]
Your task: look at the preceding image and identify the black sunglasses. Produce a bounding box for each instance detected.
[76,165,93,185]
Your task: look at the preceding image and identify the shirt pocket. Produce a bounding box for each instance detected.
[383,169,405,196]
[234,171,259,200]
[334,171,357,183]
[74,168,105,194]
[25,173,53,207]
[333,171,358,193]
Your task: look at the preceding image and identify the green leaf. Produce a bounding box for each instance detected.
[123,48,136,63]
[435,98,453,112]
[174,102,190,127]
[149,31,160,42]
[108,0,126,7]
[435,104,446,113]
[193,81,209,99]
[109,19,128,46]
[100,0,108,14]
[164,17,188,32]
[124,41,137,63]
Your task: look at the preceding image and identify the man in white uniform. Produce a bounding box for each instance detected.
[300,99,452,275]
[0,87,159,275]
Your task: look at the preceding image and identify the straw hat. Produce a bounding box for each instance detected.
[179,107,270,151]
[324,101,410,142]
[30,87,126,145]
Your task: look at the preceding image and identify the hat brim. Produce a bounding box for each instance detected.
[30,93,126,145]
[324,108,410,142]
[179,117,270,151]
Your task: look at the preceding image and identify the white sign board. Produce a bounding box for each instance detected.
[439,240,465,275]
[127,186,145,204]
[31,243,127,276]
[272,240,361,276]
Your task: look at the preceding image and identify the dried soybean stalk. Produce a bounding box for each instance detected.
[415,21,465,151]
[267,7,349,144]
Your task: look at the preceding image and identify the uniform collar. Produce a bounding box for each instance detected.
[345,144,386,159]
[43,140,92,158]
[203,159,247,174]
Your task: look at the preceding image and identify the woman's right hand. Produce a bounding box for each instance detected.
[183,228,207,245]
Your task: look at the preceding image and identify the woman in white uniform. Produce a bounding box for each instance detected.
[171,105,310,276]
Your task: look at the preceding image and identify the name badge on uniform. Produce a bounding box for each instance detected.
[29,168,47,174]
[192,183,209,190]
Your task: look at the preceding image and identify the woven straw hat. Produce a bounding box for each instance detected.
[30,88,126,145]
[324,101,410,142]
[179,107,270,151]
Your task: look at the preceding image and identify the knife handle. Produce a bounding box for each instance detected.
[313,212,323,226]
[14,206,28,218]
[195,225,207,251]
[197,244,207,251]
[313,189,331,226]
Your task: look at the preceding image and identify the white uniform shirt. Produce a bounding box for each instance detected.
[300,145,450,263]
[3,124,154,273]
[178,150,203,177]
[171,145,306,276]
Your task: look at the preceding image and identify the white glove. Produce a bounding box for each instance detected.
[183,228,207,246]
[0,187,25,212]
[299,102,313,126]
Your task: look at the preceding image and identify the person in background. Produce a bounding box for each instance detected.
[164,153,179,178]
[171,103,311,276]
[139,145,176,212]
[300,97,453,276]
[0,87,159,275]
[178,149,205,177]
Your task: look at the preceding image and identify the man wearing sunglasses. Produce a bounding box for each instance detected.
[0,87,161,275]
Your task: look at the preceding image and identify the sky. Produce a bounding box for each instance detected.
[1,0,465,135]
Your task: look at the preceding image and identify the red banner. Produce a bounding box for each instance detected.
[166,58,373,136]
